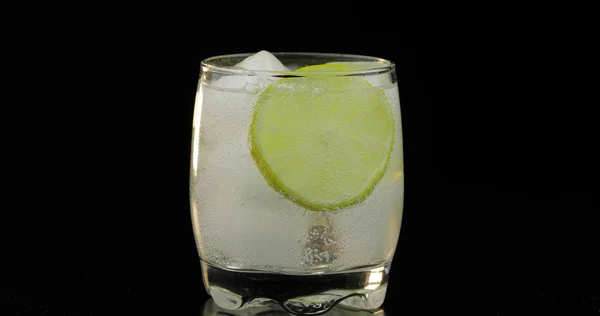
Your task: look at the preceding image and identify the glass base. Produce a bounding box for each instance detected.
[200,260,390,315]
[202,297,387,315]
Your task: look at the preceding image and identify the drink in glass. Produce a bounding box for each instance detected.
[190,51,404,314]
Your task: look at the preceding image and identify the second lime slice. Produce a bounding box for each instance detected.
[249,64,395,211]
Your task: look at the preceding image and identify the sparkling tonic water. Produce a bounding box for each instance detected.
[190,52,404,314]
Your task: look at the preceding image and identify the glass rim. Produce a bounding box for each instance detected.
[200,52,395,77]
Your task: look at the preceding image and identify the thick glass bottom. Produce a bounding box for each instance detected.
[202,297,386,315]
[200,260,390,315]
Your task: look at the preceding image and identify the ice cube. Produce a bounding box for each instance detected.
[211,50,289,91]
[235,50,291,72]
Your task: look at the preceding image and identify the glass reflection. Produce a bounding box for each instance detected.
[202,298,385,315]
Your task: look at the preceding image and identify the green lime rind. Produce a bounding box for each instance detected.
[249,64,395,212]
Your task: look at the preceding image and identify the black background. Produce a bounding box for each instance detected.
[1,13,598,316]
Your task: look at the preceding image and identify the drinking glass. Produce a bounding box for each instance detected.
[190,52,404,314]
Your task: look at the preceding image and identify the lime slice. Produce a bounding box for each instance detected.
[294,63,348,73]
[249,64,395,211]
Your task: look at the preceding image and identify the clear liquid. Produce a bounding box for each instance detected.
[190,76,404,275]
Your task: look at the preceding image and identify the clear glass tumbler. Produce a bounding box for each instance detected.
[190,52,404,314]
